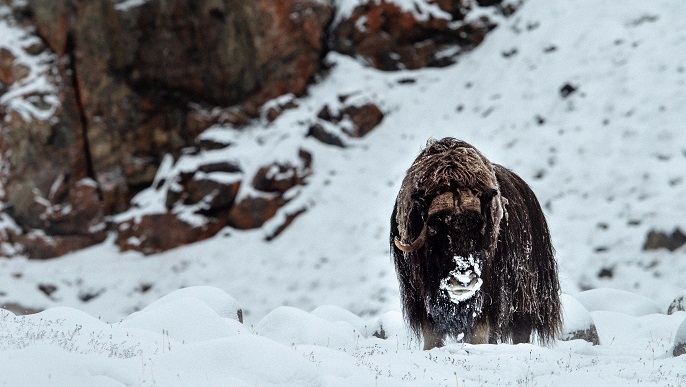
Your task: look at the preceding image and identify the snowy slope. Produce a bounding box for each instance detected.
[2,0,686,383]
[3,0,685,322]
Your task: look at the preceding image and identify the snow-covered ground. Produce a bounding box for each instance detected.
[2,0,686,384]
[1,286,685,386]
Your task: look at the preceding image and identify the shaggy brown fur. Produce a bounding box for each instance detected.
[390,138,562,349]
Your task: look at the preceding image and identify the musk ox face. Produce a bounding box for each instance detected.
[391,138,561,349]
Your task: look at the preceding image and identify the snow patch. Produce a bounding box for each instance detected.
[575,288,662,316]
[439,254,483,303]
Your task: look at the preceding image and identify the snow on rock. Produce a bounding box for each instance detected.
[368,310,407,340]
[673,317,686,357]
[0,3,60,121]
[668,289,686,315]
[575,288,662,316]
[560,294,600,345]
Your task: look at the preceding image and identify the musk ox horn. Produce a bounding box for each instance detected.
[458,190,481,214]
[394,223,428,252]
[428,192,455,217]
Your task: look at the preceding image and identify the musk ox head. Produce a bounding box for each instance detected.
[391,137,562,349]
[393,139,504,257]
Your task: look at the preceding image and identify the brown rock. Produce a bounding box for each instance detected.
[252,150,312,193]
[342,103,384,137]
[265,207,307,241]
[116,213,223,255]
[43,179,105,237]
[307,123,346,148]
[14,232,104,260]
[643,228,686,251]
[315,102,384,138]
[198,161,242,174]
[0,48,29,86]
[330,0,498,71]
[228,195,283,230]
[1,303,42,316]
[185,175,241,210]
[165,162,242,212]
[264,96,299,123]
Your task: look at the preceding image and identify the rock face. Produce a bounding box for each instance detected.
[0,0,332,257]
[116,213,223,255]
[0,0,512,257]
[329,0,508,71]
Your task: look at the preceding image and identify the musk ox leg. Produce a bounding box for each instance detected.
[511,315,533,344]
[465,320,491,344]
[422,325,445,350]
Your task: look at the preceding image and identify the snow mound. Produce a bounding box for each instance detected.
[575,288,662,316]
[142,286,242,321]
[255,306,359,350]
[151,335,323,387]
[310,304,368,335]
[120,297,248,342]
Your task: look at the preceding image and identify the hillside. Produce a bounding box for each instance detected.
[1,0,686,384]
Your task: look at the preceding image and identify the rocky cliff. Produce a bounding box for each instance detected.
[0,0,516,258]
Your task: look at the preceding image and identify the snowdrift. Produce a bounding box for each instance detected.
[1,286,685,386]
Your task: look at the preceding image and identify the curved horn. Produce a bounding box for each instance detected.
[394,192,455,253]
[394,222,427,252]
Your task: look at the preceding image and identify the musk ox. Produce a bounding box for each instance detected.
[390,138,561,349]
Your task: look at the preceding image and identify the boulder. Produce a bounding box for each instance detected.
[329,0,503,71]
[228,195,283,230]
[315,102,385,138]
[116,213,223,254]
[252,149,313,193]
[668,290,686,315]
[341,103,384,138]
[673,318,686,357]
[643,228,686,251]
[559,294,600,345]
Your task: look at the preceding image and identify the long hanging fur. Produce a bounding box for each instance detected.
[390,137,562,348]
